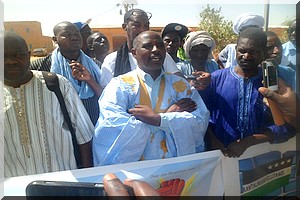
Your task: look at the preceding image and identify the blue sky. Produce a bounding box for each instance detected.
[2,0,297,36]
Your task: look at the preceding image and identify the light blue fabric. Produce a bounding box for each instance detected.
[218,44,237,68]
[50,48,101,99]
[282,41,296,69]
[176,59,219,75]
[277,64,296,91]
[92,69,210,166]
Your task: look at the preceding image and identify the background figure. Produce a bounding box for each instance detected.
[4,32,94,177]
[161,22,188,63]
[51,21,102,125]
[73,21,93,56]
[93,31,209,166]
[87,32,110,64]
[100,8,181,88]
[282,20,296,70]
[201,28,296,158]
[265,31,296,91]
[217,12,264,69]
[73,21,102,68]
[181,31,220,74]
[180,31,219,90]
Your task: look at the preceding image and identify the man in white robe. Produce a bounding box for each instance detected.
[93,31,210,166]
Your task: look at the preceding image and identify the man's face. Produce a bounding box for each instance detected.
[124,13,150,43]
[133,32,166,73]
[93,35,110,54]
[163,33,181,55]
[55,25,83,52]
[236,37,265,71]
[4,37,31,84]
[189,44,210,65]
[266,35,282,65]
[80,25,92,50]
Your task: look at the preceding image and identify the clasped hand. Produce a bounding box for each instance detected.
[69,61,92,81]
[128,98,197,126]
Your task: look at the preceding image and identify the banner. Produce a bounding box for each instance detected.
[223,136,298,197]
[4,150,224,197]
[3,136,298,197]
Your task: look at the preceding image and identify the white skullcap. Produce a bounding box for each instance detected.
[183,31,215,60]
[233,12,265,34]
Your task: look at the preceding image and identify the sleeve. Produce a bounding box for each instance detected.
[159,78,210,154]
[92,78,151,166]
[198,72,217,113]
[266,123,296,144]
[163,53,180,74]
[99,52,117,87]
[58,75,94,144]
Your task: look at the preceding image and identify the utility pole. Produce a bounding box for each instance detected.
[118,0,138,15]
[264,0,270,31]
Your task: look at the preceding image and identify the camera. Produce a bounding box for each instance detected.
[261,59,278,91]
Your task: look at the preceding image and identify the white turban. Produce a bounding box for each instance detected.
[183,31,215,60]
[233,12,264,34]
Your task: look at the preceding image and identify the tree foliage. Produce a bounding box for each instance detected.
[198,5,236,56]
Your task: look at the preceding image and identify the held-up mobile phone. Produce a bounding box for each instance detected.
[184,75,197,80]
[261,59,285,126]
[26,180,134,198]
[261,60,278,91]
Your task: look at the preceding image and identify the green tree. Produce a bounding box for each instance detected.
[198,5,236,57]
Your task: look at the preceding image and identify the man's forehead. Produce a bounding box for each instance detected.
[140,38,161,42]
[124,9,151,21]
[128,14,149,23]
[58,25,79,33]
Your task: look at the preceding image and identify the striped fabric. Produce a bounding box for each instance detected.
[4,71,94,178]
[30,54,52,71]
[30,54,101,125]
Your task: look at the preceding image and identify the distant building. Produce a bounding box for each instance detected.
[4,21,54,55]
[4,21,288,56]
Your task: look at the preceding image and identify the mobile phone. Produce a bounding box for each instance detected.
[26,180,134,198]
[184,75,197,80]
[261,60,278,91]
[26,181,105,198]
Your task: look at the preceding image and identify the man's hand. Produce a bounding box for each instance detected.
[128,105,161,126]
[167,98,197,113]
[225,131,275,158]
[103,173,160,197]
[190,71,211,90]
[69,61,92,81]
[225,139,250,158]
[258,79,296,128]
[69,60,103,97]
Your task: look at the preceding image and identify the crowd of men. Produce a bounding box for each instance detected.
[3,8,298,196]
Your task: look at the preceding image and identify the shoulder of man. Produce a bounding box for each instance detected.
[101,51,118,66]
[30,54,52,71]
